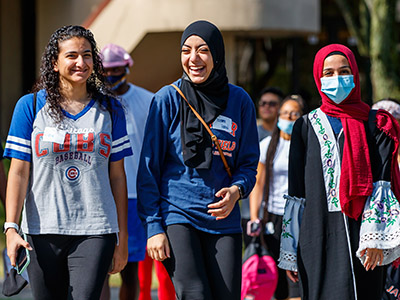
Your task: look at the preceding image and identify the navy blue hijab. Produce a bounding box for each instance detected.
[179,20,229,169]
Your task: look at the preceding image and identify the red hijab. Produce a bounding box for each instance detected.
[314,44,400,219]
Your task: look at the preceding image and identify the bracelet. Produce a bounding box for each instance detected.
[3,222,19,234]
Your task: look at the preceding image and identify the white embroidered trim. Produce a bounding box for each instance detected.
[357,181,400,265]
[309,109,341,212]
[357,230,400,265]
[278,249,298,272]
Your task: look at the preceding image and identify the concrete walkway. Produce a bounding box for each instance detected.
[0,283,159,300]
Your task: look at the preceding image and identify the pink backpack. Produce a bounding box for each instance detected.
[241,239,278,300]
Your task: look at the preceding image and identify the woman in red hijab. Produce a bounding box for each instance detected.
[278,44,400,300]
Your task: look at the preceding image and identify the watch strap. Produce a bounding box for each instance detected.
[236,184,244,199]
[4,222,19,234]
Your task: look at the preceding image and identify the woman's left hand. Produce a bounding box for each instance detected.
[360,248,383,271]
[109,234,128,274]
[207,185,240,220]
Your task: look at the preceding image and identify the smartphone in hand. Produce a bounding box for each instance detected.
[246,219,261,236]
[15,234,30,275]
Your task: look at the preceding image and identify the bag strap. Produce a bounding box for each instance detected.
[262,170,270,226]
[260,140,272,250]
[170,83,232,178]
[262,199,269,225]
[260,194,270,250]
[261,142,272,226]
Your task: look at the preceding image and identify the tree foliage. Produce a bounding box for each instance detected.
[335,0,400,101]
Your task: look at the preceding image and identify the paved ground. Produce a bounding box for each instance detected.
[0,259,161,300]
[0,283,159,300]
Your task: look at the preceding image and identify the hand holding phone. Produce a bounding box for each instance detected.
[6,232,31,274]
[15,234,30,275]
[246,219,261,237]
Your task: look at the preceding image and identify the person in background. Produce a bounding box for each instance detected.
[137,20,259,299]
[371,98,400,121]
[138,253,175,300]
[257,87,284,141]
[370,98,400,300]
[279,44,400,300]
[372,98,400,165]
[248,95,303,300]
[241,87,283,248]
[99,43,153,300]
[4,25,131,300]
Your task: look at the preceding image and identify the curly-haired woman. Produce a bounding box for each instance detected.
[3,25,132,300]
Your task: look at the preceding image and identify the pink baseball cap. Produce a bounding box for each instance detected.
[101,43,134,68]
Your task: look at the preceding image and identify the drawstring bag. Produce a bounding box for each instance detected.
[241,236,278,300]
[382,264,400,300]
[2,236,30,297]
[242,168,278,300]
[2,268,28,297]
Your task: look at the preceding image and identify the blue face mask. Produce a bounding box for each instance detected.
[106,73,126,90]
[277,118,295,135]
[320,75,355,104]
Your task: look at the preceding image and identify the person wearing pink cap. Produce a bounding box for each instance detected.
[99,44,154,300]
[101,44,134,92]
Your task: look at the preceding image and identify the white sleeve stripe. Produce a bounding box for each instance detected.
[7,136,31,146]
[111,142,131,154]
[112,136,129,146]
[5,142,32,154]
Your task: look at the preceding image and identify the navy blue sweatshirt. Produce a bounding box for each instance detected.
[137,79,259,238]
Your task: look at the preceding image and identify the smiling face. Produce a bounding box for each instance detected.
[181,35,214,84]
[53,37,93,86]
[322,54,352,78]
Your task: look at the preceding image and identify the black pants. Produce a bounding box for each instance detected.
[162,224,242,300]
[27,234,116,300]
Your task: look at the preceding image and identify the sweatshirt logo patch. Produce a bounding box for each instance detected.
[211,116,238,137]
[65,166,80,181]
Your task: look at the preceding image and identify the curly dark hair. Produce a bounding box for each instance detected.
[33,25,112,123]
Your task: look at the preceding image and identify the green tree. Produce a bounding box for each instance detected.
[335,0,400,101]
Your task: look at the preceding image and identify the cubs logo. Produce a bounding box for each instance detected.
[65,166,80,181]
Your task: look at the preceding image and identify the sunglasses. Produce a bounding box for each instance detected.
[280,111,301,118]
[259,101,279,108]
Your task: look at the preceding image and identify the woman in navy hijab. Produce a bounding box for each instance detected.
[137,20,259,299]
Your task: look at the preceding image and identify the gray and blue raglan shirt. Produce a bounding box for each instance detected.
[4,90,132,235]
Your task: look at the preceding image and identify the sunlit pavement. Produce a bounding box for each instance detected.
[0,282,159,300]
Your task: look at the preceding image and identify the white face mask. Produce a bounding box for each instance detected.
[320,75,355,104]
